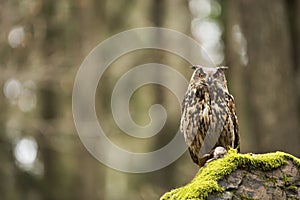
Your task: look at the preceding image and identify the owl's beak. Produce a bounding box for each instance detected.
[207,77,212,85]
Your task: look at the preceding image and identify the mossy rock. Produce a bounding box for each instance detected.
[160,149,300,200]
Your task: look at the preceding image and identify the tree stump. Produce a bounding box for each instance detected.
[160,150,300,200]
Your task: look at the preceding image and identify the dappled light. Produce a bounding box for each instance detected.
[231,24,248,66]
[14,137,38,170]
[3,78,22,102]
[189,0,224,65]
[17,87,37,112]
[4,79,37,112]
[8,26,25,48]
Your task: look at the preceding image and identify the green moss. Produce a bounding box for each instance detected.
[239,194,259,200]
[282,174,292,185]
[264,177,277,185]
[160,149,300,200]
[286,185,298,193]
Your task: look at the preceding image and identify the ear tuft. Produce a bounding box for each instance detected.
[217,66,228,71]
[191,65,198,70]
[191,65,203,70]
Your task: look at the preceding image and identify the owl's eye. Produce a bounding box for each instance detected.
[199,73,205,78]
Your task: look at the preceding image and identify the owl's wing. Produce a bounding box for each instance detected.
[226,93,240,150]
[180,85,210,147]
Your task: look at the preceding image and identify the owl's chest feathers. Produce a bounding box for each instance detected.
[194,85,228,116]
[181,85,230,133]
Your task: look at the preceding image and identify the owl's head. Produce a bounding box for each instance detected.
[190,65,228,90]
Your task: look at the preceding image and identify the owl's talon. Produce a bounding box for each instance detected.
[204,147,227,166]
[250,153,257,157]
[213,146,227,159]
[205,158,216,166]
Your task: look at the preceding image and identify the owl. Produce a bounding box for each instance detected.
[180,65,240,167]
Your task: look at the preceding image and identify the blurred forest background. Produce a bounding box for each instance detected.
[1,0,300,199]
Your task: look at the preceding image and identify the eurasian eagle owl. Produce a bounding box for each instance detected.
[180,65,240,167]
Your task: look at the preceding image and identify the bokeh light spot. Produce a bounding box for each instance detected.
[8,26,25,48]
[18,88,37,112]
[14,137,38,167]
[3,79,22,101]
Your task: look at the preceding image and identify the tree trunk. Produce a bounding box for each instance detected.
[0,107,17,200]
[224,0,300,156]
[288,0,300,123]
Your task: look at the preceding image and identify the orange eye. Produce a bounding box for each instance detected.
[199,73,205,78]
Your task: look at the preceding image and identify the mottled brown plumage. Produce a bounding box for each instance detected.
[180,65,240,167]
